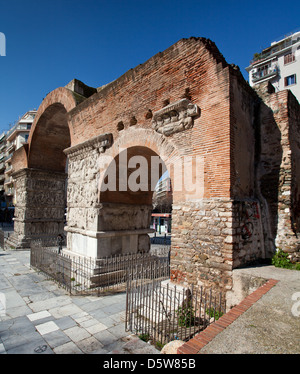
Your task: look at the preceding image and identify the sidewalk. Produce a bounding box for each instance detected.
[179,265,300,354]
[0,248,159,354]
[1,247,299,355]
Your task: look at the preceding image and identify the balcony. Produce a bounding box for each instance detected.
[6,142,15,153]
[6,123,31,142]
[4,176,13,186]
[5,188,14,196]
[5,153,13,163]
[252,66,279,83]
[5,165,13,174]
[250,34,300,66]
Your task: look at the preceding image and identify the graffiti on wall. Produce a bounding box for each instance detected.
[237,201,260,242]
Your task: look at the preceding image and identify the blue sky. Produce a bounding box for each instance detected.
[0,0,299,132]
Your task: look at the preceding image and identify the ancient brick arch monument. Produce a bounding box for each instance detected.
[10,37,300,292]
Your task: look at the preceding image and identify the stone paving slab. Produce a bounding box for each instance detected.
[55,315,78,330]
[0,248,160,355]
[3,248,299,355]
[27,310,52,321]
[35,321,60,335]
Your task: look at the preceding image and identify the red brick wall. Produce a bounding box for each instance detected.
[24,88,78,172]
[68,37,232,200]
[12,38,234,200]
[28,87,78,147]
[11,144,29,172]
[229,71,258,199]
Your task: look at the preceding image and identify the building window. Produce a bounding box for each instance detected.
[284,74,297,86]
[284,52,295,65]
[24,134,29,142]
[257,64,270,78]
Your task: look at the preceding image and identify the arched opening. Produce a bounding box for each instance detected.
[28,103,71,172]
[98,145,171,256]
[14,102,71,247]
[151,170,173,240]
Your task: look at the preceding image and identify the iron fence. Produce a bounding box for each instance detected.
[30,239,225,347]
[30,240,72,292]
[0,229,4,249]
[150,236,171,245]
[30,240,170,296]
[125,277,226,347]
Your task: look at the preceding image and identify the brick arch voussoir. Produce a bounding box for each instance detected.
[106,127,181,169]
[98,127,182,203]
[28,87,78,150]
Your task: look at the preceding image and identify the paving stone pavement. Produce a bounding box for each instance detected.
[0,248,159,355]
[195,266,300,354]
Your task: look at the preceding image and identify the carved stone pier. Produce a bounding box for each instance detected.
[8,168,67,249]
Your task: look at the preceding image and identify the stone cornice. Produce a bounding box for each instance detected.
[12,167,67,179]
[64,225,154,238]
[64,133,113,158]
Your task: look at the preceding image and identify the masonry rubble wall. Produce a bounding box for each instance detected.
[255,83,300,262]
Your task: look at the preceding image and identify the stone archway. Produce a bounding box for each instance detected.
[64,127,181,259]
[28,102,71,172]
[97,145,168,256]
[9,87,77,248]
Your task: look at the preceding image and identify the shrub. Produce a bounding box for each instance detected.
[138,333,150,342]
[206,307,224,321]
[272,249,300,271]
[176,303,195,327]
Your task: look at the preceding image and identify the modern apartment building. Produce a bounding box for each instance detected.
[4,110,36,205]
[0,132,7,197]
[151,172,172,234]
[246,30,300,102]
